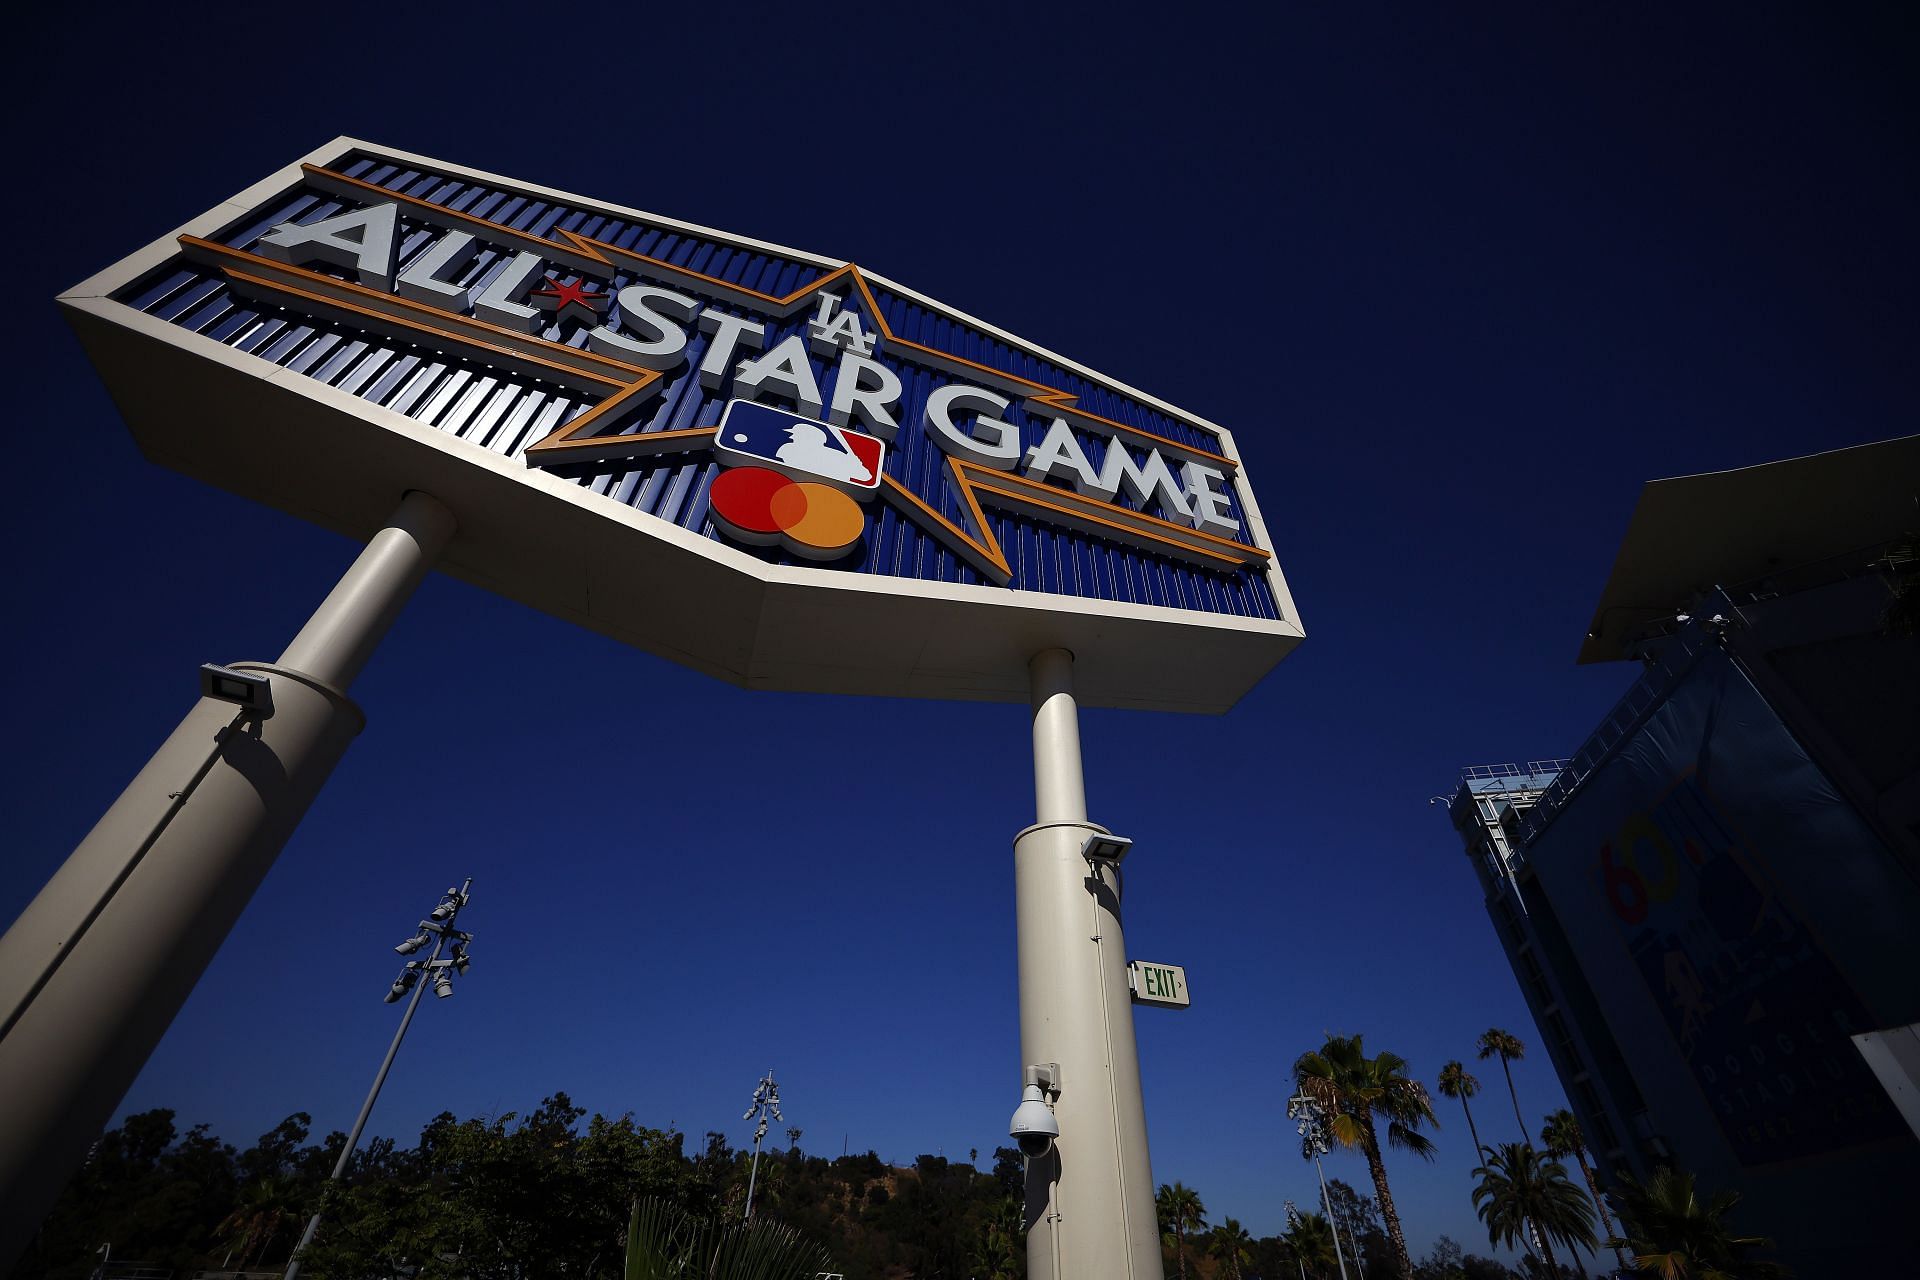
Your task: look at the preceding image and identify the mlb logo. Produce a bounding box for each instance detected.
[714,400,885,498]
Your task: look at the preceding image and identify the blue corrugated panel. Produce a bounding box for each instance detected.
[112,158,1280,620]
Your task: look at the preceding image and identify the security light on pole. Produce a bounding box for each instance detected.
[1079,832,1134,864]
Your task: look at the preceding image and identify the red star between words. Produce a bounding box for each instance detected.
[530,275,606,323]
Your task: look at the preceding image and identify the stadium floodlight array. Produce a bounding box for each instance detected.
[285,880,474,1280]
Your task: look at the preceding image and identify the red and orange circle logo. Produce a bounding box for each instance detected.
[709,465,866,560]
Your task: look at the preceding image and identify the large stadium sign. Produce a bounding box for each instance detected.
[17,139,1309,1278]
[59,138,1302,711]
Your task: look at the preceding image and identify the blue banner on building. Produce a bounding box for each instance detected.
[1525,648,1911,1167]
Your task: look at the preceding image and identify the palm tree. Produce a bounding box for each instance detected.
[1284,1211,1340,1280]
[1541,1109,1624,1270]
[213,1177,301,1268]
[1155,1181,1208,1280]
[1208,1217,1254,1280]
[1437,1060,1485,1159]
[623,1195,832,1280]
[1605,1166,1787,1279]
[970,1199,1024,1280]
[1471,1142,1597,1276]
[1477,1028,1530,1144]
[1293,1032,1439,1279]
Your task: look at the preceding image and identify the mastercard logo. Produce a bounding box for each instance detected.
[707,402,885,561]
[709,465,867,560]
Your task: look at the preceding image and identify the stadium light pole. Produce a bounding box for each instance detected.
[284,880,474,1280]
[1288,1092,1351,1280]
[741,1069,782,1221]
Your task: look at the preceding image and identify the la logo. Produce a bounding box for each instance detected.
[807,291,876,357]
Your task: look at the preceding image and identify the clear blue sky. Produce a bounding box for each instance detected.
[3,3,1912,1261]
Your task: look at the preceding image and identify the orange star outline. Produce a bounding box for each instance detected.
[177,164,1271,586]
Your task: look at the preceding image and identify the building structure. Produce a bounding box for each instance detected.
[1443,435,1920,1275]
[6,139,1308,1275]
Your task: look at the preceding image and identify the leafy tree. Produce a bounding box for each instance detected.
[1247,1231,1293,1279]
[1539,1109,1624,1271]
[20,1097,1377,1280]
[1414,1233,1474,1280]
[1475,1029,1530,1146]
[991,1146,1026,1203]
[301,1094,703,1280]
[1208,1216,1253,1280]
[1321,1178,1381,1264]
[1293,1033,1438,1279]
[17,1110,240,1280]
[879,1155,975,1276]
[692,1129,737,1216]
[1437,1061,1486,1160]
[236,1113,313,1183]
[1604,1166,1787,1279]
[1470,1142,1596,1277]
[1154,1182,1207,1280]
[1355,1229,1399,1280]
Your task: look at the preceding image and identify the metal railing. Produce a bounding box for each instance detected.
[1459,760,1574,783]
[96,1265,173,1280]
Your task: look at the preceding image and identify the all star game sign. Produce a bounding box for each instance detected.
[60,139,1304,711]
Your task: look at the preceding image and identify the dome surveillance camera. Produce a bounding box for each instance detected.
[1009,1083,1059,1158]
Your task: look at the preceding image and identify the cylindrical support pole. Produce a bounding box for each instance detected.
[745,1135,764,1222]
[0,492,454,1266]
[276,492,456,689]
[1028,648,1088,827]
[1017,649,1162,1280]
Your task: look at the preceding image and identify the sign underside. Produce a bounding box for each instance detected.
[59,139,1304,712]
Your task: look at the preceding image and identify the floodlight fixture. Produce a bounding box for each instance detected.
[741,1070,785,1222]
[385,964,420,1004]
[287,877,476,1280]
[199,663,274,718]
[1288,1092,1332,1159]
[1286,1092,1353,1279]
[1080,833,1134,864]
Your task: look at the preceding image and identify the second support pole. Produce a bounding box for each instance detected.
[1017,648,1163,1280]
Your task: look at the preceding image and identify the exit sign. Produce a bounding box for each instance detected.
[1129,961,1190,1009]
